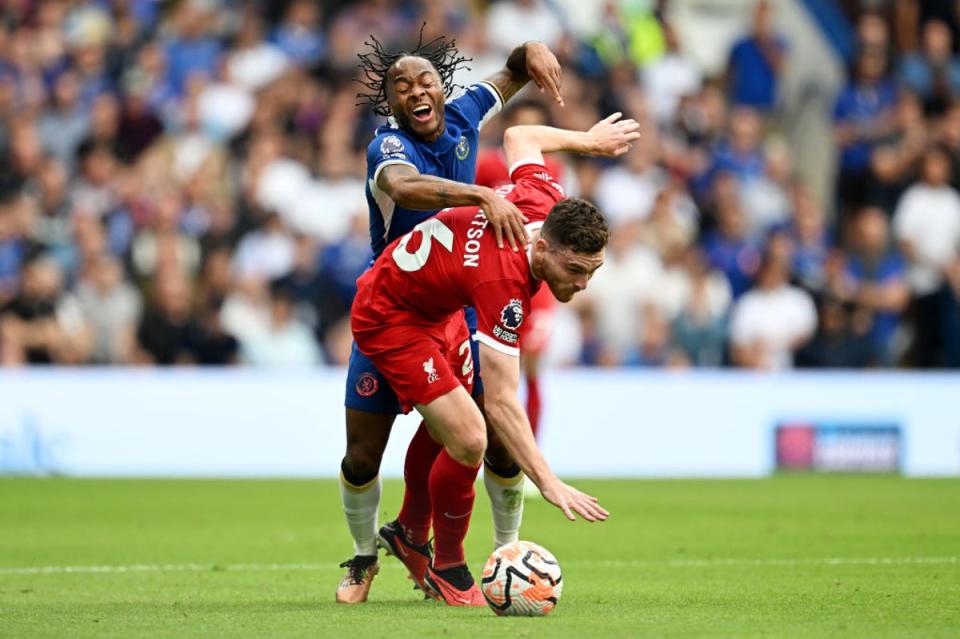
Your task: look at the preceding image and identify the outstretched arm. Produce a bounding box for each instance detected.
[502,112,642,168]
[479,342,609,522]
[378,164,529,249]
[485,41,564,106]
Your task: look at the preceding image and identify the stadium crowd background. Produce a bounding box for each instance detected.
[0,0,958,370]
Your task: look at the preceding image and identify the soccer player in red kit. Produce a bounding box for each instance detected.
[475,99,565,440]
[351,113,640,605]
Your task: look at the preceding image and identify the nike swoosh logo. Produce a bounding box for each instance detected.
[443,511,471,519]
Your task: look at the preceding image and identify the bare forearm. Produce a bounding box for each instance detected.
[504,125,589,157]
[484,395,555,488]
[389,174,493,211]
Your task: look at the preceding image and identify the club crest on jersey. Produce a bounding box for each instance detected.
[380,135,405,157]
[456,135,469,161]
[423,357,440,384]
[500,299,524,331]
[356,372,379,397]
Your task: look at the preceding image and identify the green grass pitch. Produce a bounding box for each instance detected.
[1,476,958,638]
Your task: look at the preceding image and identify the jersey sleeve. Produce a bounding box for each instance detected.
[472,279,529,357]
[367,132,419,185]
[503,160,566,224]
[448,82,503,132]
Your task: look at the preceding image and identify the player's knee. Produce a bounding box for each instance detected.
[484,434,514,469]
[447,428,486,467]
[342,447,382,482]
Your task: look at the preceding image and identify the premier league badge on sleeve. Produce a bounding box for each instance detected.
[500,299,524,330]
[380,135,406,157]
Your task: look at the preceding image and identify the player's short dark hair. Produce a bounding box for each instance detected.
[542,198,609,254]
[355,25,471,117]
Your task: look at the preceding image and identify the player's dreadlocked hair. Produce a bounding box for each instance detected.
[355,24,471,117]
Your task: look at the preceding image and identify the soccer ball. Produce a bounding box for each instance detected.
[480,540,563,616]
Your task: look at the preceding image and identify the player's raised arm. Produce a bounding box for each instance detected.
[502,113,642,168]
[485,42,564,106]
[377,163,530,250]
[478,342,609,522]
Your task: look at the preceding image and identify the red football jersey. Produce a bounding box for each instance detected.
[353,161,565,356]
[475,148,565,191]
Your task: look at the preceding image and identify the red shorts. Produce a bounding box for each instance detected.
[352,309,475,414]
[521,285,556,356]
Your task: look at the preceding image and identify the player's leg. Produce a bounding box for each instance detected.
[376,419,439,593]
[336,345,399,604]
[416,384,487,606]
[468,319,526,550]
[476,392,526,548]
[378,315,470,592]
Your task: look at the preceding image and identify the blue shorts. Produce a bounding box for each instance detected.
[345,307,484,414]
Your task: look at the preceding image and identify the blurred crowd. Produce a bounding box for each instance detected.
[0,0,958,370]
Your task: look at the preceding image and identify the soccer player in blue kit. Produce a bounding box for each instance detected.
[336,32,566,603]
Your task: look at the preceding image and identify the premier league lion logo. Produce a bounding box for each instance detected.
[500,299,524,331]
[380,135,405,157]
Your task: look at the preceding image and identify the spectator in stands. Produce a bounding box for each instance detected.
[163,0,222,96]
[834,45,898,216]
[670,249,731,368]
[37,71,89,172]
[72,253,141,364]
[485,0,564,58]
[740,137,793,239]
[700,172,762,297]
[0,258,88,365]
[594,139,667,226]
[239,279,322,367]
[643,21,702,128]
[585,222,663,362]
[869,91,928,213]
[135,269,197,365]
[730,252,817,370]
[700,106,769,229]
[898,19,960,116]
[726,0,787,112]
[845,206,910,365]
[893,144,960,367]
[778,184,831,292]
[795,294,877,368]
[271,0,325,68]
[189,298,240,366]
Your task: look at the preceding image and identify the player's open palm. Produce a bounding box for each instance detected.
[540,479,610,522]
[482,190,530,250]
[587,112,642,158]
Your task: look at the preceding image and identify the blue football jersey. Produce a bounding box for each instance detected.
[364,81,502,258]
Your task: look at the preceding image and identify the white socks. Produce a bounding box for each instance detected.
[483,467,525,548]
[339,472,382,557]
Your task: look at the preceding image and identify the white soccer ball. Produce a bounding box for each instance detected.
[480,540,563,616]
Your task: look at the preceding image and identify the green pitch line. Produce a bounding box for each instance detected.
[1,477,958,638]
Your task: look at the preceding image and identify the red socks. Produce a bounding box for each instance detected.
[527,375,541,440]
[429,449,480,569]
[397,422,442,546]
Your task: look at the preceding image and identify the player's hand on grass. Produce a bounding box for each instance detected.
[482,189,530,251]
[524,42,564,107]
[586,113,642,158]
[540,480,609,522]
